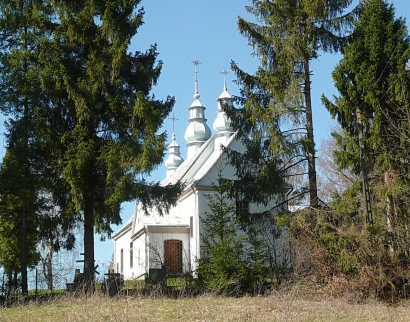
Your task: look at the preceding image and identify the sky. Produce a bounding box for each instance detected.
[7,0,406,269]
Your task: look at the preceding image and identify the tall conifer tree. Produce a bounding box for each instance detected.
[0,0,61,295]
[227,0,357,209]
[322,0,410,254]
[39,0,181,285]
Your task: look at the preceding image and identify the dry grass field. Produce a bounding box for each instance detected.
[1,289,410,322]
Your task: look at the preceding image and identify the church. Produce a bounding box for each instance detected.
[112,61,290,280]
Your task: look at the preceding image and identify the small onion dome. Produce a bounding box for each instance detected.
[165,133,184,178]
[185,97,212,143]
[185,57,212,160]
[213,83,234,135]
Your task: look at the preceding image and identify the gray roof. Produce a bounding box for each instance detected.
[161,132,237,187]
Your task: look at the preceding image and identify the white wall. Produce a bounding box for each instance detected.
[113,228,132,279]
[147,231,191,273]
[131,233,147,279]
[196,186,290,269]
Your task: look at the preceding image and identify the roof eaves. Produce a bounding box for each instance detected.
[112,221,132,240]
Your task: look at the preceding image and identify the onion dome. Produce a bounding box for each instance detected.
[184,58,211,160]
[213,67,234,140]
[165,133,184,178]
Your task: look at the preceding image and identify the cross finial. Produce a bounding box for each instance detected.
[220,67,229,91]
[168,112,179,134]
[191,57,201,99]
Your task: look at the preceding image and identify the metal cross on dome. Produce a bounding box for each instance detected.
[168,112,179,134]
[191,57,201,98]
[220,67,229,90]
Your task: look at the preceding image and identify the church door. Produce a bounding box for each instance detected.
[164,240,183,276]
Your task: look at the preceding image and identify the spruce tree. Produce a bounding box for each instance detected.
[227,0,357,209]
[199,167,247,292]
[322,0,410,254]
[0,148,43,294]
[199,165,289,292]
[39,0,181,285]
[0,0,61,295]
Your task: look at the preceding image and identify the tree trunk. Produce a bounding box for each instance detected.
[83,195,95,292]
[385,171,395,255]
[304,60,318,208]
[21,206,28,296]
[21,10,29,297]
[356,108,373,224]
[13,270,17,293]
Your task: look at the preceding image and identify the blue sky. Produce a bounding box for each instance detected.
[83,0,410,265]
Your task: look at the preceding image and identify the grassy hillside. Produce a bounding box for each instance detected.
[1,291,409,321]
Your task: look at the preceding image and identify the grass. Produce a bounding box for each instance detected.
[1,289,410,321]
[28,288,66,296]
[122,277,190,292]
[124,279,145,289]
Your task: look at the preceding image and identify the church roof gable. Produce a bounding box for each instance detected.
[161,133,216,186]
[191,132,239,185]
[161,131,240,189]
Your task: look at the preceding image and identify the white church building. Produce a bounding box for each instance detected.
[112,62,290,280]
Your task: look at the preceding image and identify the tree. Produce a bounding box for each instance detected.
[0,147,45,294]
[0,0,69,295]
[199,164,292,293]
[199,166,247,293]
[316,127,359,203]
[38,0,182,286]
[226,0,358,209]
[322,0,410,254]
[291,0,410,299]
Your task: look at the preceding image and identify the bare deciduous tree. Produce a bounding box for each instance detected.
[316,128,359,203]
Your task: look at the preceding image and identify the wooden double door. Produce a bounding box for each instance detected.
[164,239,183,276]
